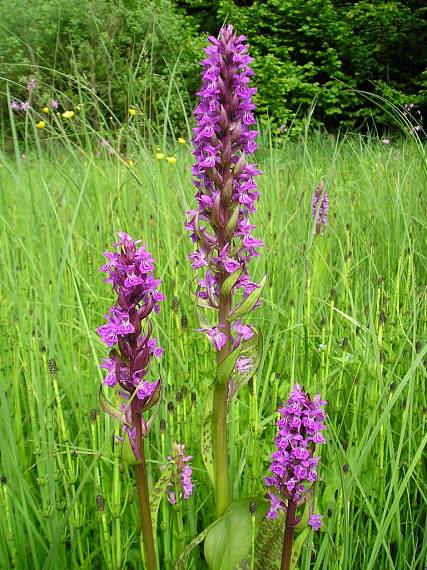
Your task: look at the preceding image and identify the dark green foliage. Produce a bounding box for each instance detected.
[214,0,427,130]
[0,0,202,131]
[1,0,426,133]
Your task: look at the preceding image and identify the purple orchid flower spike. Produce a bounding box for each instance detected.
[97,232,163,570]
[97,232,164,459]
[187,24,265,517]
[265,384,327,570]
[311,180,329,234]
[167,443,193,505]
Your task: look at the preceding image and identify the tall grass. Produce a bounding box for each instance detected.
[0,95,426,569]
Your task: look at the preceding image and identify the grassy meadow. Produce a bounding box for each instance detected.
[0,120,426,569]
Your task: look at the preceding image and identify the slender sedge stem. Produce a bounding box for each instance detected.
[280,502,296,570]
[131,402,157,570]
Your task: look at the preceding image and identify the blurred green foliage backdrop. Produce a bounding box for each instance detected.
[1,0,426,132]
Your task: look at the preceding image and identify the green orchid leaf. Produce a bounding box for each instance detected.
[216,344,242,385]
[221,267,244,296]
[99,386,128,425]
[174,518,220,570]
[204,498,269,570]
[293,501,310,531]
[254,509,285,569]
[150,463,174,534]
[145,382,163,434]
[224,206,240,241]
[201,390,215,487]
[290,527,310,570]
[114,431,140,465]
[229,328,263,398]
[227,275,267,322]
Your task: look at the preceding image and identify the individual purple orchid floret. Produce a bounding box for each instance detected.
[167,443,193,504]
[311,181,329,234]
[308,513,323,531]
[265,384,327,530]
[186,24,263,353]
[97,233,164,459]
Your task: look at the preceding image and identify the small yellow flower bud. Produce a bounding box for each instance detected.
[177,137,186,144]
[128,108,137,116]
[62,110,75,119]
[166,156,177,164]
[42,106,49,114]
[156,152,165,160]
[36,120,46,129]
[125,159,134,166]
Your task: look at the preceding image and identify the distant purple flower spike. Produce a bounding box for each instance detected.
[167,443,193,503]
[265,384,327,530]
[311,180,329,234]
[98,233,164,459]
[11,100,31,112]
[187,24,262,362]
[27,78,37,93]
[50,99,59,110]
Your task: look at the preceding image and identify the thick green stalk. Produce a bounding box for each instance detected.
[213,284,232,517]
[213,380,230,516]
[131,402,157,570]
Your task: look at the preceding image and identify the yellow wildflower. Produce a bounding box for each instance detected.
[128,108,137,117]
[42,106,49,114]
[156,152,165,160]
[125,159,134,166]
[167,156,177,164]
[36,120,46,129]
[62,110,75,119]
[177,137,186,144]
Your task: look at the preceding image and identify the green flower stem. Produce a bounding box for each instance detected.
[280,502,297,570]
[212,257,232,517]
[212,380,230,517]
[131,402,157,570]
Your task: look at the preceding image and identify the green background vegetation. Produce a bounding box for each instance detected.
[0,126,426,568]
[0,1,426,568]
[1,0,426,134]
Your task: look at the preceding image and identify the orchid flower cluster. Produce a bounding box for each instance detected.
[265,384,326,530]
[186,24,263,351]
[95,24,329,570]
[167,443,193,505]
[311,180,329,233]
[97,232,164,459]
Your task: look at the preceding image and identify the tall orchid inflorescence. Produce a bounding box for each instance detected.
[98,232,164,455]
[311,180,329,234]
[167,443,193,505]
[186,25,265,516]
[187,24,263,320]
[265,384,326,570]
[97,232,164,570]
